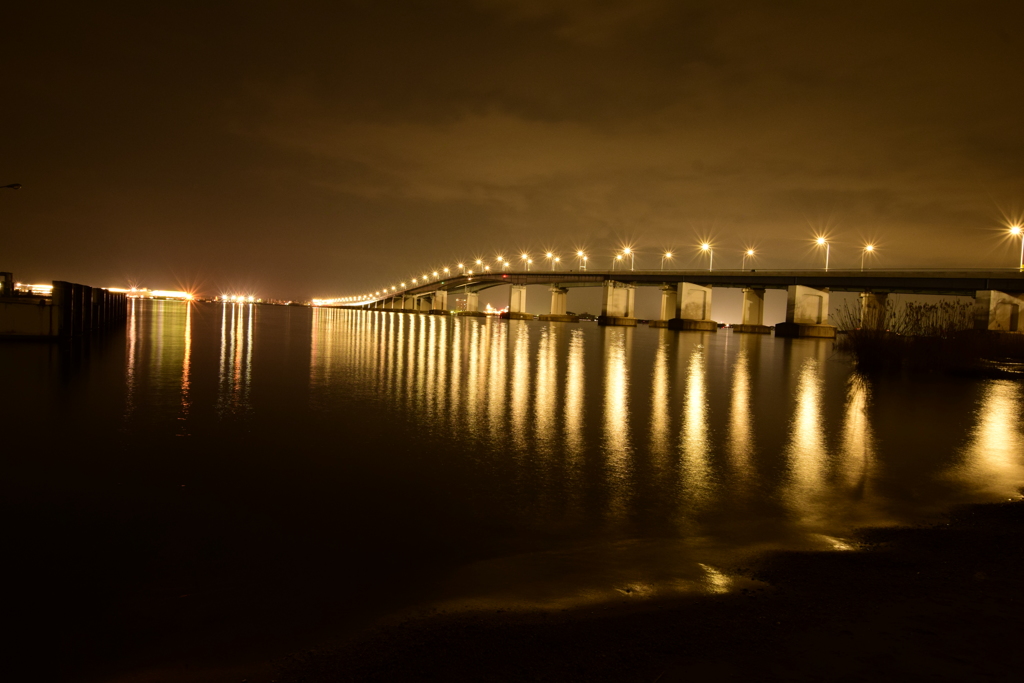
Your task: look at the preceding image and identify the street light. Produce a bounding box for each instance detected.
[553,257,560,270]
[742,249,755,270]
[613,254,623,271]
[861,244,875,271]
[443,267,450,276]
[582,256,588,270]
[1011,226,1023,271]
[458,263,465,274]
[815,237,830,271]
[622,247,634,271]
[661,251,673,270]
[700,243,713,271]
[576,250,586,270]
[521,253,531,271]
[545,252,555,270]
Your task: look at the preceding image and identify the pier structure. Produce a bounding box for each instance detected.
[1,273,128,339]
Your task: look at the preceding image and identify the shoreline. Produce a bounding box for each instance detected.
[276,492,1024,682]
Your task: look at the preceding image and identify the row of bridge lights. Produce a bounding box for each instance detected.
[329,227,1024,304]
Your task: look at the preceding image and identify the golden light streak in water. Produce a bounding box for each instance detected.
[424,315,439,423]
[679,341,712,507]
[178,301,192,435]
[602,327,632,522]
[784,356,828,524]
[564,327,585,461]
[649,331,672,463]
[728,342,755,482]
[125,297,139,419]
[487,319,508,444]
[414,314,428,410]
[435,316,449,419]
[395,311,407,407]
[956,380,1024,497]
[465,319,483,439]
[509,322,531,451]
[534,327,557,453]
[218,303,254,413]
[839,374,875,495]
[448,317,463,432]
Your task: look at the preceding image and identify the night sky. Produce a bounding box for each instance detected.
[3,1,1023,300]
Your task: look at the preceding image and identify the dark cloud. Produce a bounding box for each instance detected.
[2,1,1023,298]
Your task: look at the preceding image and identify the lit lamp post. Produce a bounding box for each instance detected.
[545,252,555,270]
[661,251,673,270]
[742,249,755,270]
[577,250,586,270]
[622,247,635,271]
[458,263,465,274]
[443,267,450,277]
[521,253,531,271]
[861,244,875,271]
[553,257,560,270]
[613,254,623,271]
[1011,226,1023,271]
[700,243,713,271]
[815,237,830,271]
[582,256,588,270]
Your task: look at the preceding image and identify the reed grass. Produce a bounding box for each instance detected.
[831,298,1024,376]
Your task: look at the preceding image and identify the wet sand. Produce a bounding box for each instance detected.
[277,494,1024,682]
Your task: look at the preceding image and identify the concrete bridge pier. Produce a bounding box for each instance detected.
[859,292,889,330]
[974,290,1023,332]
[417,296,432,313]
[540,286,578,322]
[649,286,678,328]
[733,287,770,333]
[429,289,448,314]
[458,291,485,317]
[598,281,636,326]
[775,285,836,338]
[402,295,417,312]
[505,284,531,320]
[668,282,718,331]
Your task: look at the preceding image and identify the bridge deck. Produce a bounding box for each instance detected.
[387,269,1024,300]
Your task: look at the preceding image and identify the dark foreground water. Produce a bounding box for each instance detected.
[6,300,1024,680]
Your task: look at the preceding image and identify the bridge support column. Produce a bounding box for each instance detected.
[667,282,718,331]
[418,296,432,313]
[403,295,417,312]
[540,286,578,322]
[598,281,636,327]
[430,289,448,314]
[505,285,531,319]
[973,290,1023,332]
[775,285,835,338]
[649,286,678,328]
[859,292,889,330]
[457,291,485,316]
[733,288,769,333]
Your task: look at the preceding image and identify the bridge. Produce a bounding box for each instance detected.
[344,269,1024,337]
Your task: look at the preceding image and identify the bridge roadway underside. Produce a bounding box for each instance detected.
[383,269,1024,299]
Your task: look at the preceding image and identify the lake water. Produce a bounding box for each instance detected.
[7,300,1024,679]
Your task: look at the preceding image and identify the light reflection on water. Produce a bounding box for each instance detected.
[110,303,1024,609]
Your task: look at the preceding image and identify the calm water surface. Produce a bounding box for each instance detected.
[7,300,1024,677]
